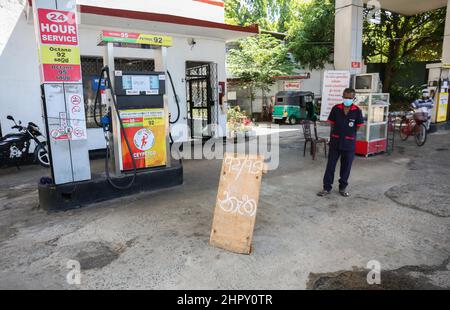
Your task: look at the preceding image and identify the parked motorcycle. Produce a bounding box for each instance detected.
[0,115,49,168]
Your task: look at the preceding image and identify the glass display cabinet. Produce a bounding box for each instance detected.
[354,93,390,156]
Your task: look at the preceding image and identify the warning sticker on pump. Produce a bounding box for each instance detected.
[145,90,159,95]
[126,90,140,95]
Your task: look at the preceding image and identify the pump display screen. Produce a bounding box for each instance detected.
[122,75,160,95]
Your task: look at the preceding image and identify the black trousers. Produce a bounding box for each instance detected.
[323,148,355,192]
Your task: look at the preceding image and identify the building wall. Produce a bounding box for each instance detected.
[227,64,334,119]
[0,3,227,149]
[79,0,225,23]
[0,6,43,137]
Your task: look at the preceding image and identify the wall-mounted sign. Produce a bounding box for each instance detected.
[284,80,301,91]
[320,71,351,121]
[352,61,361,69]
[98,30,173,47]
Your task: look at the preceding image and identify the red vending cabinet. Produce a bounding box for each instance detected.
[354,93,390,157]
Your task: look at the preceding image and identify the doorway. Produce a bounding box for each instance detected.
[186,62,218,140]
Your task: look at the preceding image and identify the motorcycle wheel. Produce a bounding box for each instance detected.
[34,142,50,167]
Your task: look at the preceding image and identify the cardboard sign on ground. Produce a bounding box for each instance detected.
[210,153,265,254]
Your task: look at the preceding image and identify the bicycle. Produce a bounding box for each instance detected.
[399,110,428,147]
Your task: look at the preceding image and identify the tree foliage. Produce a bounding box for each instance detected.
[287,0,334,70]
[227,34,296,112]
[225,0,446,93]
[227,34,295,86]
[363,8,446,91]
[225,0,299,33]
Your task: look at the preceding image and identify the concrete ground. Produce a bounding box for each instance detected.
[0,124,449,289]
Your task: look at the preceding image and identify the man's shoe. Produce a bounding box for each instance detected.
[317,190,331,197]
[339,190,350,197]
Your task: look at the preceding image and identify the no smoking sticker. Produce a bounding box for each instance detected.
[73,128,84,138]
[71,95,81,105]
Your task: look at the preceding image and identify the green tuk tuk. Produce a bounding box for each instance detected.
[272,91,316,125]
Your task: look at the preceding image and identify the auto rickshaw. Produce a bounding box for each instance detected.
[272,91,317,124]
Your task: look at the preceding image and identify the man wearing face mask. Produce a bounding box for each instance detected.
[317,88,364,197]
[411,89,434,131]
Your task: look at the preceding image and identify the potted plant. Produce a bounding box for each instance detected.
[227,106,255,142]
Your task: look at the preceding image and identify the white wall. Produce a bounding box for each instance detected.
[296,64,335,96]
[0,5,43,137]
[334,0,363,74]
[0,7,227,149]
[79,0,225,23]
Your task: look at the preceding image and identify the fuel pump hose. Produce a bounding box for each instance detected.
[95,66,137,190]
[167,70,181,125]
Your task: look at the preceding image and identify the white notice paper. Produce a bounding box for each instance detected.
[320,71,351,121]
[131,76,151,92]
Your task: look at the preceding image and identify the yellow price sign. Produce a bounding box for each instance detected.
[40,45,80,65]
[437,93,449,122]
[99,31,173,47]
[143,110,165,126]
[136,34,173,47]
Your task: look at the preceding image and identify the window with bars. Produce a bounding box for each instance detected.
[81,56,155,128]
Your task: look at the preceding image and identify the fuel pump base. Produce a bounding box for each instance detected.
[38,162,183,211]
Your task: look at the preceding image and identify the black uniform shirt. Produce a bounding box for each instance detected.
[327,103,365,151]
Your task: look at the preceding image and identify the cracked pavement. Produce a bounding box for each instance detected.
[0,124,449,289]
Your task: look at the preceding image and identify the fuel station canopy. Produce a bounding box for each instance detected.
[363,0,447,16]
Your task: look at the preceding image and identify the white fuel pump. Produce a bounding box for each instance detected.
[37,28,183,211]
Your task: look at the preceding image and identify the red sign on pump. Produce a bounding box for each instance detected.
[38,9,78,45]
